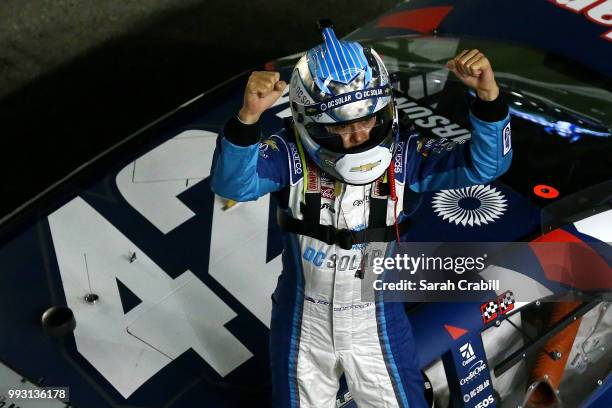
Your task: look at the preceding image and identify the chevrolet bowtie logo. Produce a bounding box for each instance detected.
[262,139,279,151]
[350,160,381,172]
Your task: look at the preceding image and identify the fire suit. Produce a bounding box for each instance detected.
[210,95,511,408]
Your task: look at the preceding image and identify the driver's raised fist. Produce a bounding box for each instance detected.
[239,71,287,124]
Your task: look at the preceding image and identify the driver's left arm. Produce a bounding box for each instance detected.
[405,94,512,192]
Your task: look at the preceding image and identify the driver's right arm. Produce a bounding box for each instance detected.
[210,71,289,201]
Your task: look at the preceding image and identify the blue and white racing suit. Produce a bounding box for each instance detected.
[211,96,512,408]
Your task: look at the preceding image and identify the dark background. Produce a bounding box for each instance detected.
[0,0,398,218]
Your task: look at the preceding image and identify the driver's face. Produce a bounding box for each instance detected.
[325,116,377,149]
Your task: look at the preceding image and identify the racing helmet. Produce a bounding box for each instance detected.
[289,20,398,185]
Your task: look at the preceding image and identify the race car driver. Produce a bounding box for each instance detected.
[211,22,512,408]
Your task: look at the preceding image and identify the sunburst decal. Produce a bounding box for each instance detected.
[432,185,507,227]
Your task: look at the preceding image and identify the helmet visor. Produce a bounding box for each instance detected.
[305,102,395,153]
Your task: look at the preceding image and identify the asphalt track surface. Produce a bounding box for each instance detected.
[0,0,398,218]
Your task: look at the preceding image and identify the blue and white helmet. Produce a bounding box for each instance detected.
[289,22,398,185]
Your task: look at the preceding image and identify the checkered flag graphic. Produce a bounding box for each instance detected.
[499,291,515,314]
[480,301,498,323]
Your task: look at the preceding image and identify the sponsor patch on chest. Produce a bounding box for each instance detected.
[320,173,336,200]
